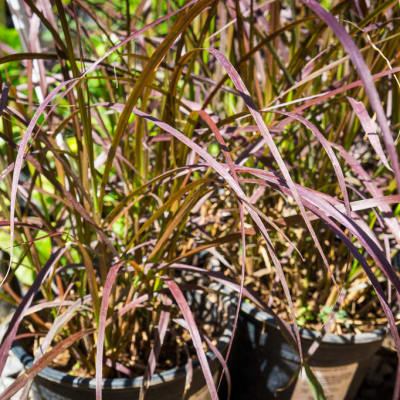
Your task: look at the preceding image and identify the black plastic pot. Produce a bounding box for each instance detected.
[12,290,235,400]
[230,301,386,400]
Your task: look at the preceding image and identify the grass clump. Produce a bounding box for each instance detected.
[0,0,399,398]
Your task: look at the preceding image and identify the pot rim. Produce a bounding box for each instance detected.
[241,300,387,345]
[11,290,236,390]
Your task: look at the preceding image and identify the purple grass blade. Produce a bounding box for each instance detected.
[197,109,247,390]
[20,298,87,400]
[5,77,75,289]
[95,261,123,400]
[330,142,400,245]
[0,220,48,230]
[0,329,93,400]
[185,356,193,396]
[24,297,89,316]
[302,0,400,192]
[140,295,172,400]
[174,318,232,400]
[167,264,297,349]
[105,294,149,325]
[105,359,133,377]
[278,66,400,120]
[0,247,67,376]
[0,163,14,183]
[35,299,87,359]
[0,83,10,116]
[277,110,350,218]
[348,195,400,211]
[202,334,231,399]
[163,279,218,400]
[347,96,392,171]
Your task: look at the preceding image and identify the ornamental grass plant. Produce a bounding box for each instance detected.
[0,0,399,399]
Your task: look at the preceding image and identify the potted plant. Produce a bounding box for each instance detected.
[196,1,400,399]
[1,0,400,399]
[0,1,250,399]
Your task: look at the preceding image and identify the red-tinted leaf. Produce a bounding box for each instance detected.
[331,142,400,246]
[140,295,172,400]
[105,359,133,377]
[0,83,10,116]
[302,0,400,192]
[347,96,392,171]
[96,261,123,400]
[167,264,297,349]
[20,298,87,400]
[0,248,67,377]
[0,329,93,400]
[174,318,232,400]
[164,279,218,400]
[197,109,245,391]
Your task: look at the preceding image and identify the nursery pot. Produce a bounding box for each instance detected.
[229,301,386,400]
[12,290,235,400]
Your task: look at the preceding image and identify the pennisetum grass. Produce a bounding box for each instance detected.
[0,0,399,399]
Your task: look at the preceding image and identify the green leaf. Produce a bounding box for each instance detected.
[14,264,35,286]
[0,25,21,51]
[34,231,52,265]
[0,231,35,285]
[320,0,332,11]
[304,363,326,400]
[208,143,221,157]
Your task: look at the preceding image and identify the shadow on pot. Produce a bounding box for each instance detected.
[229,301,385,400]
